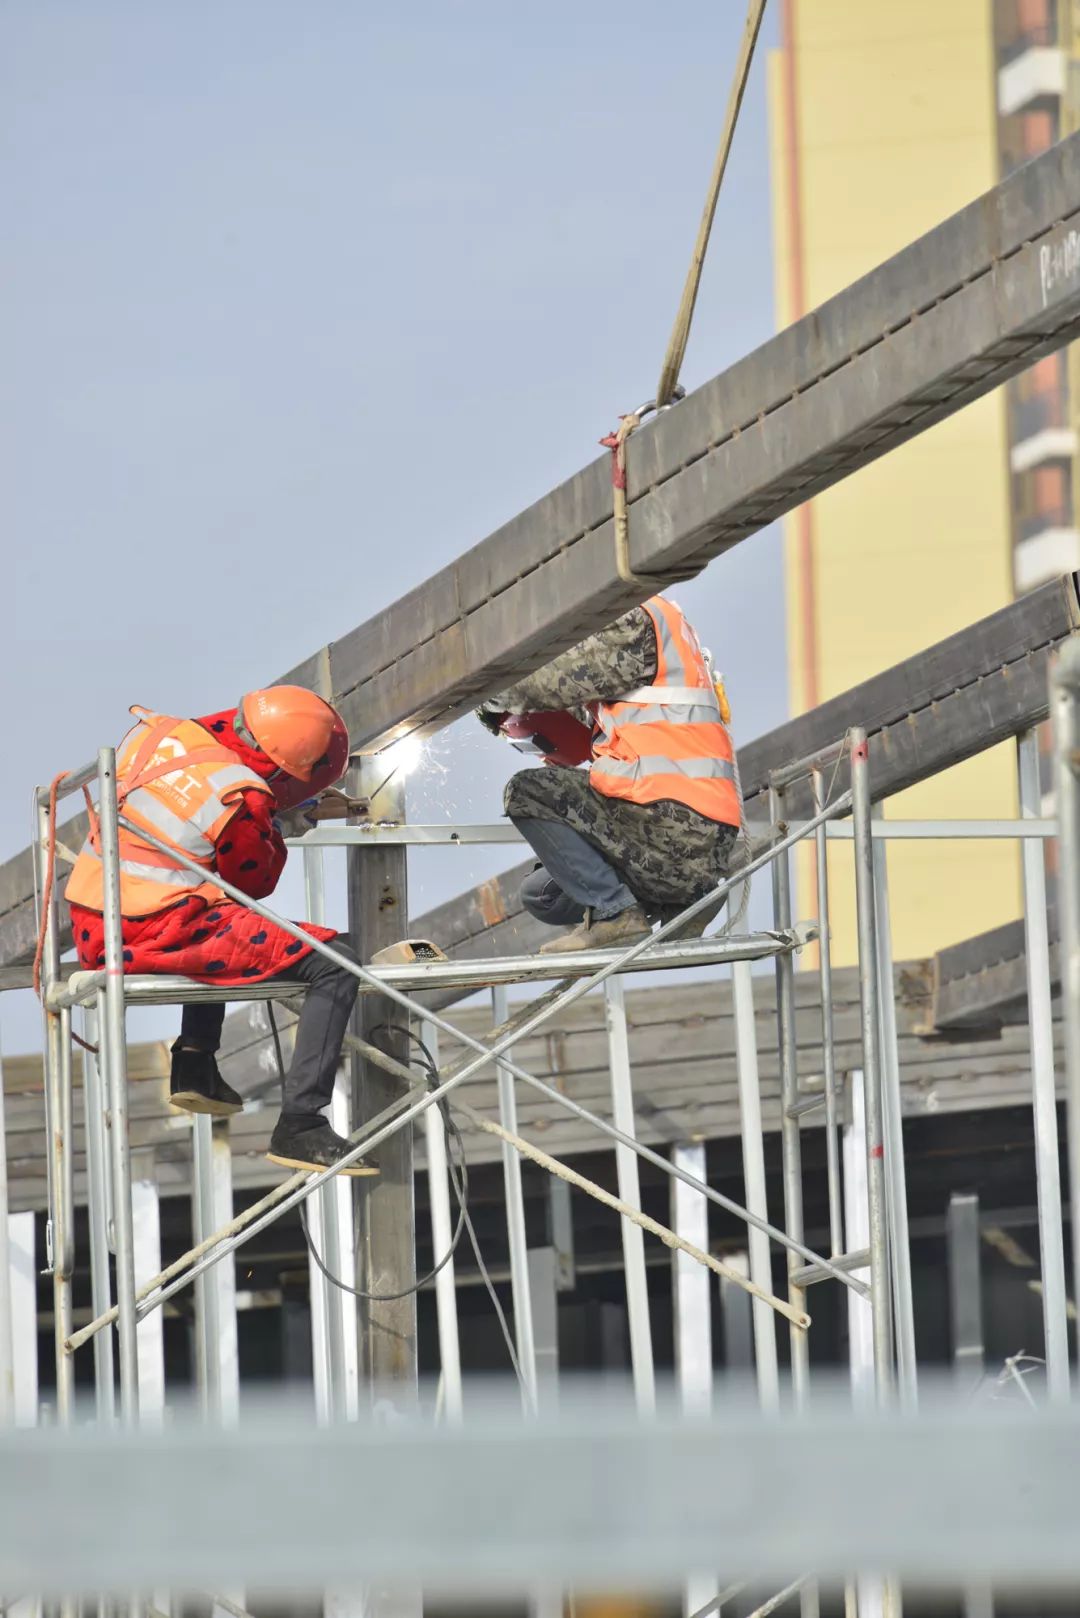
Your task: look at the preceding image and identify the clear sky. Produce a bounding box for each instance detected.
[2,3,787,1053]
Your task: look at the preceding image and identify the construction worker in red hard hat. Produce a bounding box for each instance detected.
[479,597,742,953]
[65,687,378,1177]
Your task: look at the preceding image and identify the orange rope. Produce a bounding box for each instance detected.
[32,770,69,999]
[32,770,99,1054]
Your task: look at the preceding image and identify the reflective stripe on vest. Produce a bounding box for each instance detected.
[72,842,213,891]
[64,710,272,917]
[591,754,735,783]
[588,597,741,825]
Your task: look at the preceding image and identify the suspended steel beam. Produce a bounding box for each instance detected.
[2,570,1076,976]
[3,133,1080,969]
[304,131,1080,749]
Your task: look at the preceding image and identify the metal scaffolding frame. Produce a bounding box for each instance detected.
[3,673,1070,1614]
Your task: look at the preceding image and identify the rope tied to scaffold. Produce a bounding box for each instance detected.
[32,769,99,1054]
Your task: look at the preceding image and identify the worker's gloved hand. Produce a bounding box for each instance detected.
[476,706,508,736]
[273,799,320,839]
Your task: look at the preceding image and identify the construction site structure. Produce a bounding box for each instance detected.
[3,103,1080,1618]
[3,568,1077,1618]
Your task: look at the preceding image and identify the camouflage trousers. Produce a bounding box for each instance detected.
[503,766,739,908]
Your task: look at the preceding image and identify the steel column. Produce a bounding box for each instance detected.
[418,1020,463,1424]
[1016,728,1070,1400]
[730,961,780,1406]
[946,1193,984,1393]
[131,1153,165,1426]
[347,760,417,1403]
[192,1118,240,1424]
[720,1252,755,1372]
[7,1212,36,1427]
[871,824,917,1406]
[849,733,894,1401]
[1052,636,1080,1340]
[526,1247,559,1408]
[671,1140,718,1618]
[491,985,538,1413]
[603,976,656,1415]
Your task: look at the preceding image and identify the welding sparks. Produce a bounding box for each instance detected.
[379,733,426,780]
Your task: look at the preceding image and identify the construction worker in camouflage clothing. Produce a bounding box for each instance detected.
[479,596,741,954]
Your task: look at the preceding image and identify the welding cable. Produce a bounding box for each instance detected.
[267,1005,527,1389]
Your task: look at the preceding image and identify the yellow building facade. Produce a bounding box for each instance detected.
[768,0,1021,964]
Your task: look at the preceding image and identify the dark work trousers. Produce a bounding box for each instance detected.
[178,935,360,1119]
[511,815,638,923]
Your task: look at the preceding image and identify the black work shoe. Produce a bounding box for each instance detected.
[266,1115,379,1177]
[169,1045,243,1117]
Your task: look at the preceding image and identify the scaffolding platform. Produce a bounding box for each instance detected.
[44,925,816,1012]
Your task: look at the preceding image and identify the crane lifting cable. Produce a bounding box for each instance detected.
[655,0,769,410]
[602,0,768,589]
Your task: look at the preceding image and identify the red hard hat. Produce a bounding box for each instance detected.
[501,711,593,768]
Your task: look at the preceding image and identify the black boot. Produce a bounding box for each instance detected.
[170,1044,243,1117]
[266,1115,379,1177]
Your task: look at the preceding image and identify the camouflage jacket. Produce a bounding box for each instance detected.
[487,608,656,714]
[492,607,740,905]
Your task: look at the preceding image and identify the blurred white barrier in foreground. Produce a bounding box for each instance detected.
[0,1384,1077,1598]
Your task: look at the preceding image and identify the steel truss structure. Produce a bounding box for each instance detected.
[4,662,1073,1616]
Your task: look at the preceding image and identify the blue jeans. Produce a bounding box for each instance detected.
[512,816,638,923]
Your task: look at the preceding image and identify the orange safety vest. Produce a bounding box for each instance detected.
[65,708,273,917]
[589,597,741,826]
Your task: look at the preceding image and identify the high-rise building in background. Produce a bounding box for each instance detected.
[768,0,1080,965]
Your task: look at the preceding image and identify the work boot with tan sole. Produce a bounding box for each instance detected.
[538,904,652,955]
[266,1115,380,1177]
[170,1045,243,1117]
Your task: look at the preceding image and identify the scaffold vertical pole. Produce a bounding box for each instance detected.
[671,1139,719,1618]
[0,1033,12,1427]
[871,821,917,1407]
[347,760,417,1411]
[850,734,895,1425]
[418,1019,463,1423]
[811,769,843,1258]
[769,781,817,1618]
[97,746,141,1426]
[303,845,354,1422]
[768,787,811,1397]
[844,1075,884,1618]
[1016,728,1070,1401]
[603,975,656,1416]
[491,984,539,1414]
[34,792,75,1428]
[82,1002,116,1423]
[730,961,780,1408]
[1052,636,1080,1342]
